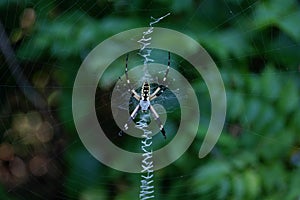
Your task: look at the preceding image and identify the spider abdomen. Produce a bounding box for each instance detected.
[141,82,150,100]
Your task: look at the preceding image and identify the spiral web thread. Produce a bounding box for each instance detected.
[138,13,170,200]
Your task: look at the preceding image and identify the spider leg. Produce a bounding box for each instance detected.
[125,54,130,86]
[150,52,170,101]
[118,104,140,136]
[149,105,166,139]
[131,89,140,101]
[149,85,166,101]
[162,52,171,84]
[124,54,140,101]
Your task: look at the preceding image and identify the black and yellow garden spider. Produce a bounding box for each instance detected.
[118,52,171,139]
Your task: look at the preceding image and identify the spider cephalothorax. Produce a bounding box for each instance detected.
[119,52,171,139]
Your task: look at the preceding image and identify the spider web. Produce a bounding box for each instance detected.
[0,0,300,199]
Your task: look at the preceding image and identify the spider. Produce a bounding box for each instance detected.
[118,52,171,139]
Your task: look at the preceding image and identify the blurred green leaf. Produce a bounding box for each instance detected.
[254,102,275,131]
[228,91,245,120]
[277,10,300,41]
[203,28,252,60]
[246,75,261,96]
[232,174,245,200]
[261,67,281,101]
[244,169,261,199]
[287,169,300,199]
[277,79,299,115]
[217,177,231,200]
[244,97,262,124]
[253,0,296,28]
[80,188,108,200]
[193,161,231,192]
